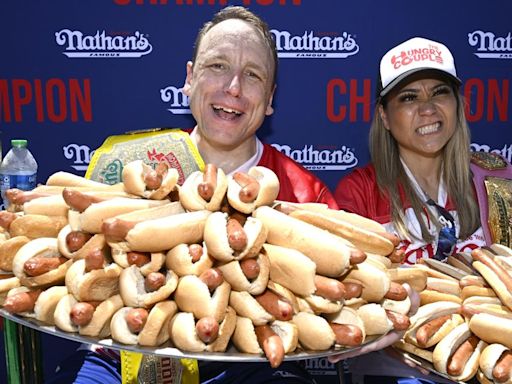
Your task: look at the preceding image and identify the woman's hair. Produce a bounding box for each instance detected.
[369,79,480,242]
[191,6,278,86]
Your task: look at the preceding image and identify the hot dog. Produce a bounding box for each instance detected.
[173,271,231,323]
[472,248,512,311]
[110,301,178,346]
[70,196,171,235]
[327,306,366,347]
[0,276,21,305]
[119,265,178,308]
[0,236,31,272]
[226,166,280,214]
[65,251,122,302]
[121,160,179,200]
[432,322,486,382]
[231,317,298,368]
[203,211,267,262]
[111,248,166,277]
[253,206,351,277]
[4,285,68,325]
[341,260,392,303]
[404,301,463,348]
[461,296,512,321]
[419,276,462,306]
[287,208,395,257]
[216,252,270,295]
[12,237,73,287]
[169,306,236,352]
[46,171,124,189]
[7,214,68,239]
[479,344,512,384]
[54,293,124,338]
[356,303,409,335]
[179,164,229,212]
[165,242,214,277]
[103,209,211,253]
[469,313,512,349]
[57,227,108,261]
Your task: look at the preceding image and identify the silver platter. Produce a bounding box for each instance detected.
[1,309,384,362]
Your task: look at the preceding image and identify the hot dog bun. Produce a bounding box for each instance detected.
[228,291,274,325]
[174,275,230,322]
[404,301,463,348]
[217,252,270,295]
[469,313,512,349]
[110,301,177,346]
[46,171,122,189]
[0,236,31,272]
[292,311,335,350]
[342,260,390,303]
[165,243,214,277]
[203,212,267,262]
[54,293,124,337]
[227,166,279,214]
[122,160,179,200]
[479,343,512,384]
[0,276,21,305]
[178,165,228,212]
[119,265,178,308]
[33,285,69,325]
[169,306,236,352]
[8,214,68,239]
[112,249,165,276]
[263,243,316,297]
[12,237,73,288]
[253,206,351,277]
[432,322,486,381]
[65,258,122,302]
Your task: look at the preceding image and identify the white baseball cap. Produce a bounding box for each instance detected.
[378,37,461,97]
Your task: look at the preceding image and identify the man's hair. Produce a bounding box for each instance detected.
[369,80,480,242]
[191,6,278,85]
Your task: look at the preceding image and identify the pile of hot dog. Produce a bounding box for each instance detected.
[394,245,512,383]
[0,161,412,368]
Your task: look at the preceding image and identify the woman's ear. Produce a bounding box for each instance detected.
[182,61,194,96]
[379,104,390,131]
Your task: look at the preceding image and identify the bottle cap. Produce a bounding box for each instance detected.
[11,139,27,148]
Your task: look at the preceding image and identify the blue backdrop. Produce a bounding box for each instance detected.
[1,0,511,381]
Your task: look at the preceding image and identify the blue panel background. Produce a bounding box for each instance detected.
[0,0,511,382]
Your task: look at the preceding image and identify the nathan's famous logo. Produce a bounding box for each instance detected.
[471,142,512,163]
[468,31,512,59]
[160,85,191,114]
[64,144,94,172]
[55,29,152,58]
[272,143,358,171]
[271,30,359,58]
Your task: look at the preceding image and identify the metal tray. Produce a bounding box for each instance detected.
[391,346,465,383]
[0,308,384,362]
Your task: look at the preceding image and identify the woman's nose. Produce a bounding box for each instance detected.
[418,99,436,115]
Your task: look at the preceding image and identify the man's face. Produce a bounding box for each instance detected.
[183,19,276,151]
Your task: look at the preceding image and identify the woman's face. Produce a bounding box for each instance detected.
[379,73,458,160]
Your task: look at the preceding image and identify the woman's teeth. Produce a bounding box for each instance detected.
[417,122,440,135]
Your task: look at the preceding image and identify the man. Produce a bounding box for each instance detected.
[48,6,337,384]
[183,6,337,208]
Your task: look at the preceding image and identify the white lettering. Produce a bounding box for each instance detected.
[271,143,358,170]
[468,30,512,59]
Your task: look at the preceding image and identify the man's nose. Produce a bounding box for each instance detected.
[225,74,241,97]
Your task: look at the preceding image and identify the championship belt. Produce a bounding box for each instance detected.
[86,128,202,384]
[470,151,512,247]
[85,128,204,184]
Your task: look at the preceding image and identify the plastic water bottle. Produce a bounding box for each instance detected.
[0,139,38,208]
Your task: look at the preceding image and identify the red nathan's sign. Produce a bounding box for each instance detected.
[0,78,92,123]
[113,0,302,6]
[326,78,510,124]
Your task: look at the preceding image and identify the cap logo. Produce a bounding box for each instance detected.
[390,44,444,70]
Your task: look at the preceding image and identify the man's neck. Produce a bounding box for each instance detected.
[191,129,257,174]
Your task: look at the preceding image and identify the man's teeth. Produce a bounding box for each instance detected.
[213,105,241,115]
[417,123,440,135]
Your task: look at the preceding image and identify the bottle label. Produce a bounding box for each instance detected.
[0,173,37,192]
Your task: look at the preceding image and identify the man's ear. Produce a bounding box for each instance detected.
[182,61,194,96]
[379,104,390,130]
[265,85,276,116]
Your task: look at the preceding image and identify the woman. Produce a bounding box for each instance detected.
[331,36,512,384]
[335,37,489,265]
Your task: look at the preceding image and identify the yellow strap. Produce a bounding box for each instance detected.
[120,350,143,384]
[180,358,199,384]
